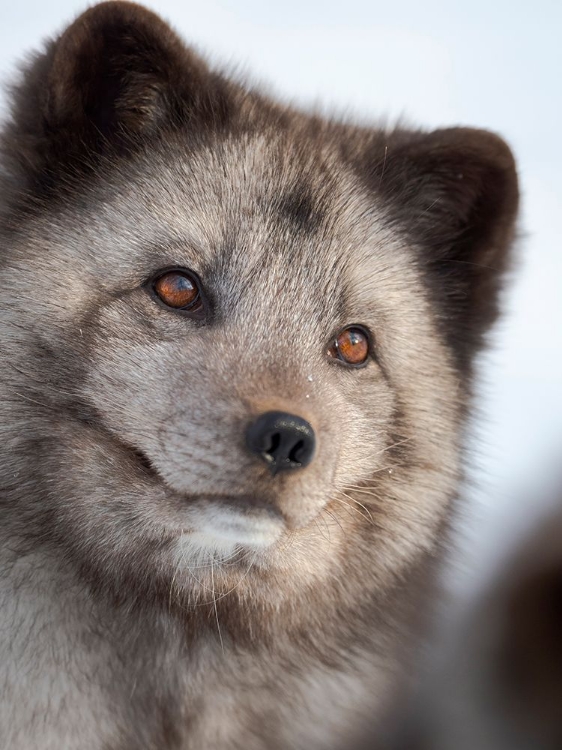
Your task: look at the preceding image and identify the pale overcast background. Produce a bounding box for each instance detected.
[1,0,561,578]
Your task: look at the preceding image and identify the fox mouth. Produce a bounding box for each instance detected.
[119,434,287,547]
[130,445,159,477]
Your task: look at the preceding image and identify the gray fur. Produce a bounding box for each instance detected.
[0,3,518,748]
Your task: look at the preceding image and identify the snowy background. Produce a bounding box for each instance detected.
[1,0,561,580]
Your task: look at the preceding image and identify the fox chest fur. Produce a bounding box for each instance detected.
[0,2,518,749]
[1,551,397,749]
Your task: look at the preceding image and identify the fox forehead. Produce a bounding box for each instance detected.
[13,129,399,330]
[76,129,378,252]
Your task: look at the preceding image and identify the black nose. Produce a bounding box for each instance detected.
[245,411,316,475]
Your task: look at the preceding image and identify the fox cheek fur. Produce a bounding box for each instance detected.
[0,2,518,749]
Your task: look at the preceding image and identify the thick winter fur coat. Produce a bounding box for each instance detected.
[0,3,518,748]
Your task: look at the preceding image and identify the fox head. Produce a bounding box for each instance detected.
[0,2,518,638]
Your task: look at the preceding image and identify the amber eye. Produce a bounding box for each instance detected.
[152,269,202,312]
[328,326,371,367]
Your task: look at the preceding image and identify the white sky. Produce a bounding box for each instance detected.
[1,0,561,556]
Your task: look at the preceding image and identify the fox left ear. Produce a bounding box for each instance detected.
[363,127,519,369]
[46,1,212,145]
[3,1,233,200]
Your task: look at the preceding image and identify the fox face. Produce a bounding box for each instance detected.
[0,2,518,634]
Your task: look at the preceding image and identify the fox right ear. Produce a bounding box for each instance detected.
[3,1,232,198]
[358,127,518,370]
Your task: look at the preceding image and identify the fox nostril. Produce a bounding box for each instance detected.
[246,411,315,475]
[289,440,305,464]
[265,432,281,458]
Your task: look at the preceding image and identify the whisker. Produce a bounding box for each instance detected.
[313,516,331,544]
[324,507,344,533]
[344,467,398,485]
[192,547,260,607]
[342,486,383,500]
[169,550,182,611]
[336,492,374,524]
[210,560,224,654]
[378,437,412,454]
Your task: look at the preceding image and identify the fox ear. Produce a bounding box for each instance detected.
[47,1,224,141]
[366,128,519,368]
[4,1,231,195]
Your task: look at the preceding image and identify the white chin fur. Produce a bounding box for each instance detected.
[173,504,284,567]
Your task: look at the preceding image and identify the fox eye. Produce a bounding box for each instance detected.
[151,269,203,313]
[327,326,371,367]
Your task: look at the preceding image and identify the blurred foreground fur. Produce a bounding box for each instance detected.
[357,487,562,750]
[0,2,518,748]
